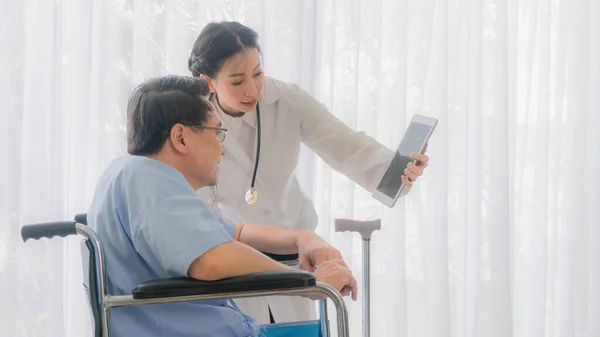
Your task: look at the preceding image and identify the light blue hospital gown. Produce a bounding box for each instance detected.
[87,155,265,337]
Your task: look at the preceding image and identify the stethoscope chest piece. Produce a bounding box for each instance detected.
[245,188,258,205]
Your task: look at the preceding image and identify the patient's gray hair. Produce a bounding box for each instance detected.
[126,75,212,156]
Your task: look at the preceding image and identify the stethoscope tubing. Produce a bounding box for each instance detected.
[208,92,261,205]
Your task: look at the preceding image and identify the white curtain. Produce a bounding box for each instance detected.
[1,0,598,336]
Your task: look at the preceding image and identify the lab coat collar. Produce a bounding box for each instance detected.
[241,108,257,128]
[211,77,279,172]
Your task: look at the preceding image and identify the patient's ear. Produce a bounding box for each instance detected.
[170,124,189,154]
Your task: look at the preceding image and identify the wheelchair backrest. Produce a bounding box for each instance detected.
[76,213,103,337]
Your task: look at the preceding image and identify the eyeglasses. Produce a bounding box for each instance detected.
[186,125,228,142]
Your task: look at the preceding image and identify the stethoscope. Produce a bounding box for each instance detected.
[207,92,261,206]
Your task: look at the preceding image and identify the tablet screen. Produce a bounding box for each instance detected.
[376,122,433,198]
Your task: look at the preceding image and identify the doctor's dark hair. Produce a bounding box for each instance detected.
[126,75,213,156]
[188,21,261,78]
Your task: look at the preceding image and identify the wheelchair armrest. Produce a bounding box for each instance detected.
[132,270,315,299]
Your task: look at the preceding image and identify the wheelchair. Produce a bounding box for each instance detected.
[20,213,352,337]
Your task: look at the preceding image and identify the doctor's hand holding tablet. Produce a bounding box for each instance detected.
[372,115,438,207]
[188,21,434,324]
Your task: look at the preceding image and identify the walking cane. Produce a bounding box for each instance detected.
[334,218,381,337]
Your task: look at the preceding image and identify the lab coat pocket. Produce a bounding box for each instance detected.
[294,198,318,231]
[280,178,316,231]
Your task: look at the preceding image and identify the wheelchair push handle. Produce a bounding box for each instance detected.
[21,221,78,242]
[334,218,381,240]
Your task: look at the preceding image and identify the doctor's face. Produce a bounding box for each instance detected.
[206,47,265,114]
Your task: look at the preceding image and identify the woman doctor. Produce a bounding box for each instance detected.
[188,21,429,324]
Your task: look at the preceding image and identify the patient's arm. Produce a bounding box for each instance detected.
[187,226,357,299]
[187,240,293,281]
[187,240,357,301]
[187,224,309,281]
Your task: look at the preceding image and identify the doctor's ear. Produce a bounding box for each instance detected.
[199,74,216,93]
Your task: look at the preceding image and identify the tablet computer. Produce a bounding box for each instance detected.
[372,114,438,208]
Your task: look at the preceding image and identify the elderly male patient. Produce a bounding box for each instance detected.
[86,75,357,337]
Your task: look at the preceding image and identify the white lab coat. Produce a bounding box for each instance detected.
[196,76,396,324]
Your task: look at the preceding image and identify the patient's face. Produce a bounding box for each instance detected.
[188,115,225,187]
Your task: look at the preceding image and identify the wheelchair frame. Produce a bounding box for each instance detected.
[20,214,350,337]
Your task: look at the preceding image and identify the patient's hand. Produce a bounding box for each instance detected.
[311,259,358,301]
[296,231,343,272]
